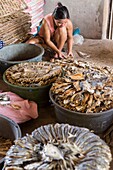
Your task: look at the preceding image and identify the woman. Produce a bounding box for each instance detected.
[27,2,73,59]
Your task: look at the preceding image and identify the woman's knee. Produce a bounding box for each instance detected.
[55,27,67,42]
[58,27,67,37]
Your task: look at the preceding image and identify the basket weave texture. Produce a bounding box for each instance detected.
[0,0,27,17]
[0,0,31,45]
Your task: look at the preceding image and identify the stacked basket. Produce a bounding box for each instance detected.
[0,0,31,45]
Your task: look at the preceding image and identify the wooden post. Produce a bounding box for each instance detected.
[112,3,113,39]
[102,0,110,39]
[108,0,113,39]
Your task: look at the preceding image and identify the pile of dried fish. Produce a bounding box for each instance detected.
[0,136,13,160]
[50,60,113,113]
[4,123,112,170]
[4,62,62,87]
[51,56,74,66]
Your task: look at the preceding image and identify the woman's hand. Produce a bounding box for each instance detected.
[58,51,66,58]
[54,51,66,59]
[67,51,73,57]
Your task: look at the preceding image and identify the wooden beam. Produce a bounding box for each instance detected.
[102,0,110,39]
[108,0,113,39]
[111,0,113,39]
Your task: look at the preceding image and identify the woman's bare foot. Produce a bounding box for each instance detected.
[54,53,59,58]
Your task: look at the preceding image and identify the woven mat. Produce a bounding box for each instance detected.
[0,11,31,23]
[0,0,27,17]
[0,11,31,45]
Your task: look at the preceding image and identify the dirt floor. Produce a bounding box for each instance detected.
[0,38,113,169]
[73,39,113,68]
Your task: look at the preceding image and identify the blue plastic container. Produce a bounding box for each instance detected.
[73,27,80,35]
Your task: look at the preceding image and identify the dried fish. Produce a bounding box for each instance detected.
[50,60,113,113]
[4,124,112,170]
[0,136,13,160]
[5,61,62,87]
[69,73,85,81]
[5,166,23,170]
[77,51,91,58]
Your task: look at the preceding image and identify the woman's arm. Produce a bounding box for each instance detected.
[41,19,65,58]
[67,20,73,56]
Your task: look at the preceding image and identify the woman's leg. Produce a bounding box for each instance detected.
[54,26,67,52]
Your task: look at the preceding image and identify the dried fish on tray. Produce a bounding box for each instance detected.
[51,55,74,66]
[4,61,62,87]
[3,123,112,170]
[50,60,113,113]
[0,136,13,160]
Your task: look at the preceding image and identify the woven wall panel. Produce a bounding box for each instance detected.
[0,11,31,45]
[0,0,45,45]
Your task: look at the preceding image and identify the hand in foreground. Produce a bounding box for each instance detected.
[67,51,73,57]
[54,52,66,59]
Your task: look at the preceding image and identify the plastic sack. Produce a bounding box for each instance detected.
[73,34,84,45]
[0,91,38,123]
